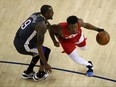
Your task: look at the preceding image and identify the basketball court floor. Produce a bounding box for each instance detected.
[0,0,116,87]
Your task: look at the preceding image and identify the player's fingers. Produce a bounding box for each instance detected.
[46,68,52,74]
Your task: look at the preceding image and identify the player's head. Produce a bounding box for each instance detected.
[67,16,78,34]
[40,5,54,20]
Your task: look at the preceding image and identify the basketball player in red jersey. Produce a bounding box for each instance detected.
[49,16,104,76]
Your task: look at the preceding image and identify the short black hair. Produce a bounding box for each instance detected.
[40,5,52,15]
[67,16,78,24]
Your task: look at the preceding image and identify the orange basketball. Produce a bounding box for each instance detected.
[96,31,110,45]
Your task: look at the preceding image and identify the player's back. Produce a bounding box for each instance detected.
[15,12,45,45]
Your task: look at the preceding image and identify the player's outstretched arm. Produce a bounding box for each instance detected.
[79,19,104,32]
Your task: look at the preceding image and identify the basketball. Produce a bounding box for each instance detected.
[96,31,110,45]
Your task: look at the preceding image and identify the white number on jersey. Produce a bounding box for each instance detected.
[21,19,31,29]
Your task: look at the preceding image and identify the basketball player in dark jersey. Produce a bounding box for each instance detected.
[49,16,104,77]
[14,5,54,81]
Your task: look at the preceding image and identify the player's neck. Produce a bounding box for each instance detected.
[39,14,47,20]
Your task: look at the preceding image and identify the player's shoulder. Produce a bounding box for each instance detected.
[36,21,47,28]
[51,24,61,29]
[78,18,84,23]
[33,12,45,22]
[59,22,67,26]
[34,21,47,33]
[33,12,40,15]
[78,18,85,27]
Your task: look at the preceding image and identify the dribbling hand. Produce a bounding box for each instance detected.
[97,28,104,32]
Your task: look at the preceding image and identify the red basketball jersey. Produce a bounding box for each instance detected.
[59,22,82,42]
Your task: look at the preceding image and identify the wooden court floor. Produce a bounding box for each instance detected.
[0,0,116,87]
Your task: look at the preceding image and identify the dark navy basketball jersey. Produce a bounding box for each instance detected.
[15,12,45,46]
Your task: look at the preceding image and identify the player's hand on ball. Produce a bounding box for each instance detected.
[97,28,104,32]
[96,30,110,45]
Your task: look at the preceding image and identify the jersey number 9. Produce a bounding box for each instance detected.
[21,19,31,29]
